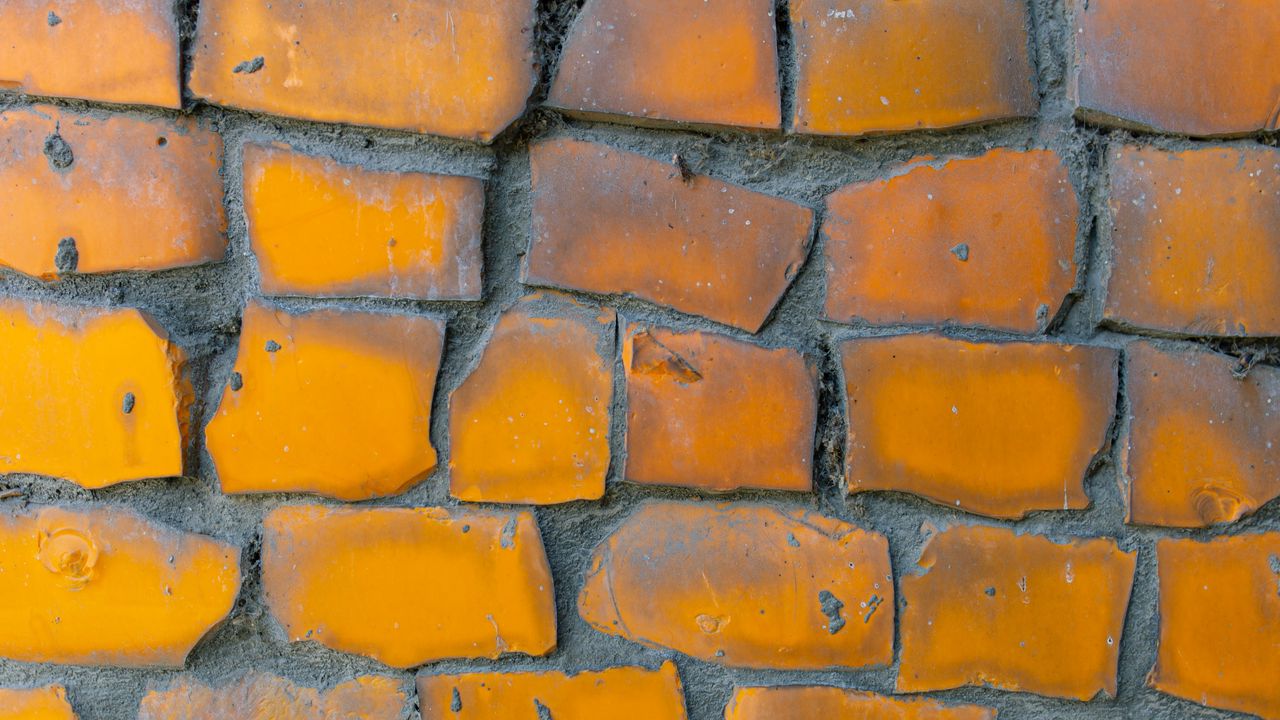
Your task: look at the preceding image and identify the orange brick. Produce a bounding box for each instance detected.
[418,662,687,719]
[0,300,189,488]
[450,295,615,504]
[1151,534,1280,718]
[1123,342,1280,528]
[205,302,443,501]
[623,325,815,492]
[898,525,1135,700]
[525,138,813,333]
[0,686,76,720]
[0,106,226,280]
[0,0,179,108]
[579,502,893,670]
[824,149,1078,332]
[189,0,536,140]
[547,0,780,129]
[841,334,1118,518]
[138,673,409,720]
[262,505,556,668]
[725,686,996,720]
[1071,0,1280,136]
[0,506,239,667]
[1103,144,1280,336]
[243,143,483,300]
[790,0,1036,136]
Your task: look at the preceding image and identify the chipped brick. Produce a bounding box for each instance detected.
[898,525,1136,700]
[790,0,1037,136]
[0,106,226,279]
[243,143,484,300]
[0,300,189,488]
[578,502,893,670]
[262,505,556,668]
[623,325,816,492]
[725,686,996,720]
[450,294,615,504]
[138,673,409,720]
[189,0,536,140]
[824,149,1079,333]
[841,334,1118,518]
[525,138,813,333]
[1103,144,1280,336]
[548,0,780,129]
[0,685,77,720]
[206,302,443,501]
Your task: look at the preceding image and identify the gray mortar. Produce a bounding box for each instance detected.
[0,0,1278,717]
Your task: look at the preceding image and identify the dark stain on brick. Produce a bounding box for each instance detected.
[43,132,74,170]
[818,590,845,634]
[122,392,136,415]
[264,340,281,353]
[450,686,462,713]
[46,10,61,26]
[233,56,265,74]
[229,372,243,391]
[534,698,553,720]
[863,594,883,623]
[499,516,517,549]
[950,242,970,262]
[54,237,78,273]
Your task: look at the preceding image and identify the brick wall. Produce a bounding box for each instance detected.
[0,0,1277,718]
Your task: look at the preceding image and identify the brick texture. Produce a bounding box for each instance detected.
[725,686,996,720]
[138,673,409,720]
[0,685,77,720]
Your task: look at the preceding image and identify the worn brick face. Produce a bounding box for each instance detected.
[824,149,1078,332]
[0,106,226,280]
[0,686,77,720]
[262,506,556,669]
[525,138,813,333]
[841,334,1118,519]
[725,686,996,720]
[624,325,816,492]
[1103,144,1280,336]
[242,143,484,300]
[138,673,409,720]
[418,662,688,719]
[579,503,893,670]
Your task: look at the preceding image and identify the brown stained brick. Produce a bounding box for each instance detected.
[0,106,226,280]
[525,138,813,333]
[623,325,816,492]
[0,300,189,488]
[243,143,483,300]
[1151,534,1280,718]
[547,0,780,130]
[189,0,536,140]
[725,686,996,720]
[1103,145,1280,336]
[790,0,1036,137]
[0,0,179,108]
[898,525,1136,700]
[138,673,409,720]
[450,294,615,504]
[418,662,688,719]
[578,502,893,670]
[1071,0,1280,137]
[0,685,77,720]
[205,302,443,501]
[262,505,556,668]
[841,334,1118,519]
[824,149,1078,333]
[1123,342,1280,528]
[0,506,239,668]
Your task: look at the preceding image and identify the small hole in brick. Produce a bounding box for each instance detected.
[121,392,136,415]
[156,136,168,147]
[265,340,281,353]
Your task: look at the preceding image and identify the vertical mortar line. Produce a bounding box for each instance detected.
[605,311,630,496]
[773,0,795,134]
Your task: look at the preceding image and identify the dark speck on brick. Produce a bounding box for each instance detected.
[43,132,74,170]
[46,10,61,26]
[122,392,136,415]
[265,340,281,353]
[233,56,265,74]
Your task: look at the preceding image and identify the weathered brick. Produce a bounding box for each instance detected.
[790,0,1037,136]
[0,0,179,108]
[841,334,1118,518]
[243,143,483,300]
[824,149,1078,332]
[624,325,815,492]
[0,106,226,280]
[205,302,443,501]
[189,0,536,140]
[579,502,893,670]
[0,685,76,720]
[898,525,1136,700]
[262,506,556,668]
[1103,144,1280,336]
[1071,0,1280,136]
[1151,533,1280,718]
[0,301,189,488]
[138,673,409,720]
[450,294,615,504]
[0,506,239,667]
[548,0,780,129]
[1123,342,1280,528]
[418,662,687,719]
[725,686,996,720]
[525,138,813,333]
